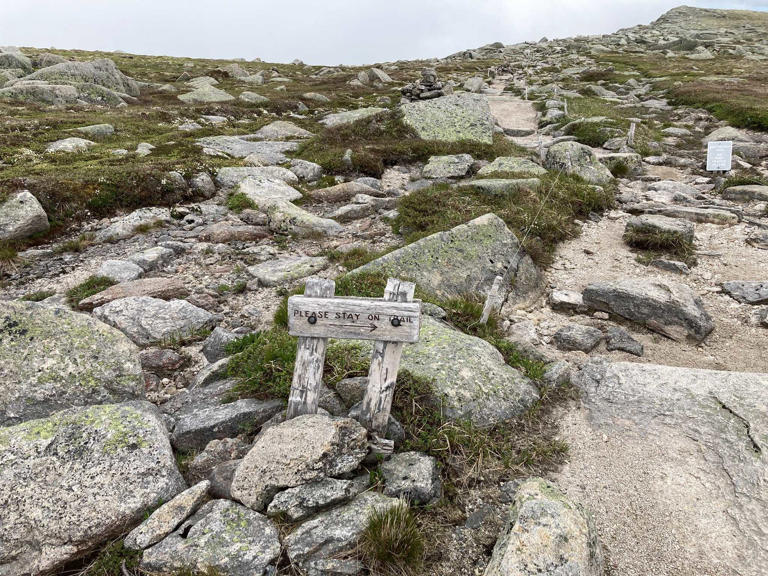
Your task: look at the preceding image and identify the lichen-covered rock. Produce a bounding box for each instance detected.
[582,279,714,342]
[178,84,234,103]
[483,478,603,576]
[199,137,298,161]
[553,324,604,353]
[401,93,494,144]
[94,207,172,243]
[468,178,541,195]
[125,481,210,550]
[216,166,299,188]
[284,492,399,571]
[247,255,329,287]
[0,402,185,575]
[266,477,363,521]
[230,415,368,511]
[0,81,79,106]
[140,499,280,576]
[722,185,768,203]
[544,141,614,185]
[0,301,143,426]
[97,259,144,282]
[0,190,49,241]
[477,157,548,177]
[350,213,541,303]
[319,107,387,128]
[45,136,95,153]
[399,317,539,427]
[23,58,140,96]
[92,297,217,347]
[422,154,474,178]
[253,120,313,140]
[381,451,441,504]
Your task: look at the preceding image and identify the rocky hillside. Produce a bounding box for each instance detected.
[1,5,767,576]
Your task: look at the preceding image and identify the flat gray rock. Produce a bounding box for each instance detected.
[284,492,399,571]
[477,156,548,177]
[401,93,494,144]
[0,301,143,426]
[485,478,603,576]
[266,477,361,522]
[722,281,768,305]
[625,203,738,225]
[554,324,604,352]
[0,402,185,575]
[45,137,94,153]
[253,120,313,140]
[97,259,144,282]
[381,451,441,505]
[215,166,298,188]
[604,326,644,356]
[247,255,328,287]
[0,190,49,241]
[230,415,368,511]
[92,297,217,347]
[170,399,284,452]
[350,213,541,303]
[422,154,474,178]
[320,107,387,128]
[722,185,768,203]
[76,123,114,138]
[198,136,298,161]
[583,279,714,342]
[94,207,172,243]
[467,178,541,195]
[78,277,189,311]
[624,215,695,246]
[557,360,768,576]
[125,481,210,550]
[140,499,280,576]
[178,84,234,103]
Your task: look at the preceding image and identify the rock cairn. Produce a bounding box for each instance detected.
[400,68,452,101]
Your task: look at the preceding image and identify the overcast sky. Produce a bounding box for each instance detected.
[1,1,768,65]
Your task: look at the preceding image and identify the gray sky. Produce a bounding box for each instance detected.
[2,1,768,65]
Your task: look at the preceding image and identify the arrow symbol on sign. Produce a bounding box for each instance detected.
[328,322,378,332]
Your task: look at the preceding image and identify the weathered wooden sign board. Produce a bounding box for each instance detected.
[707,140,733,172]
[286,276,421,439]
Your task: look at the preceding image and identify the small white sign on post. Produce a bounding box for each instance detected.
[707,141,733,172]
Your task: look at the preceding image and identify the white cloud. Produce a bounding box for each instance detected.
[0,1,766,65]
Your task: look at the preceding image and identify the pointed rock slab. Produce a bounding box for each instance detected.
[0,402,185,575]
[230,415,368,511]
[0,190,49,241]
[557,360,768,576]
[216,166,298,188]
[92,297,217,347]
[284,492,400,571]
[401,93,494,144]
[78,277,189,311]
[247,255,329,287]
[253,120,313,140]
[484,478,603,576]
[140,500,280,576]
[350,213,541,303]
[0,301,143,426]
[722,281,768,305]
[625,203,738,225]
[198,136,297,160]
[319,107,387,128]
[257,196,343,237]
[544,141,614,185]
[583,279,714,342]
[380,451,441,505]
[266,477,363,522]
[722,185,768,203]
[125,481,210,550]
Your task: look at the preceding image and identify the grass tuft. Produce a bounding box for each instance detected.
[226,192,256,213]
[360,500,424,575]
[20,290,55,302]
[65,276,117,308]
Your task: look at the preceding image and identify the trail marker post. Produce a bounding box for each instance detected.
[287,277,421,436]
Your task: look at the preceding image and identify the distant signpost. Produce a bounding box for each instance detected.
[286,277,421,441]
[707,140,733,172]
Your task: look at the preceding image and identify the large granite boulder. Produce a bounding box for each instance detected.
[77,277,189,311]
[140,499,280,576]
[582,279,714,342]
[0,190,49,241]
[401,93,494,144]
[230,415,368,511]
[556,360,768,576]
[484,478,603,576]
[284,492,400,572]
[92,297,218,347]
[178,84,234,104]
[350,213,541,303]
[399,317,539,427]
[0,402,185,575]
[0,81,79,106]
[544,141,614,185]
[0,301,143,426]
[22,58,140,96]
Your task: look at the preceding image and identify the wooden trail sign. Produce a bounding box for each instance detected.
[286,277,421,436]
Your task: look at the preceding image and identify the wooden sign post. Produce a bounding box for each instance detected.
[287,277,421,437]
